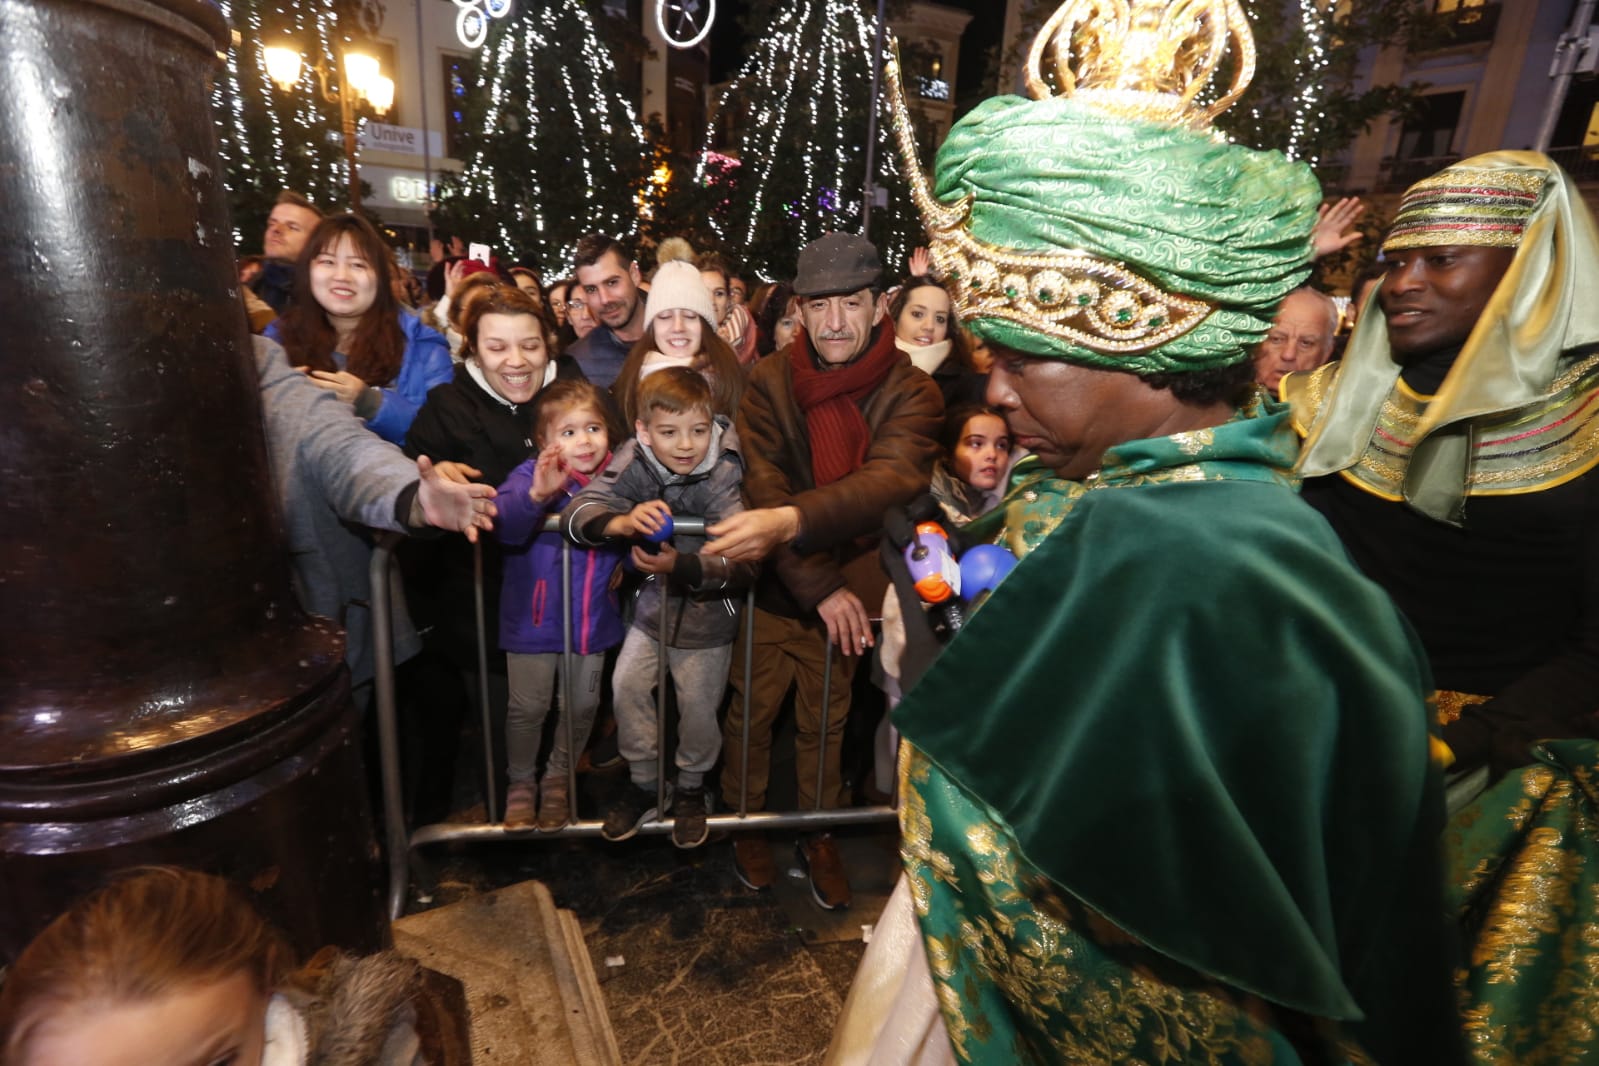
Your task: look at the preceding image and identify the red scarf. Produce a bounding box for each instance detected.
[788,324,901,487]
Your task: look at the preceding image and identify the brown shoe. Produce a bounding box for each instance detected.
[504,782,536,830]
[732,834,775,891]
[797,833,851,910]
[537,775,570,830]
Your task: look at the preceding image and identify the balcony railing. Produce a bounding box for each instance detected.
[1376,153,1461,192]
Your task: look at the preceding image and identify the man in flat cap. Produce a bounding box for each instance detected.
[706,231,942,910]
[1290,150,1599,1061]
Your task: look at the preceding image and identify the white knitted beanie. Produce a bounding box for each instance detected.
[644,260,716,326]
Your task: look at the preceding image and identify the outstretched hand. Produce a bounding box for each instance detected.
[908,246,932,278]
[415,455,496,542]
[1312,197,1366,260]
[529,443,568,503]
[704,506,799,562]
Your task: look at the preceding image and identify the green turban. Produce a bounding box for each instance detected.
[932,95,1321,374]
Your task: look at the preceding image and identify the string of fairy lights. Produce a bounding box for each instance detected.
[698,0,912,277]
[446,0,645,271]
[1232,0,1329,164]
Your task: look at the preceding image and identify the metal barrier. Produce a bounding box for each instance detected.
[370,516,898,919]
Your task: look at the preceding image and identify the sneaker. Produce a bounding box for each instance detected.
[537,775,570,830]
[797,833,852,910]
[504,782,536,830]
[601,783,660,842]
[731,834,775,891]
[671,786,710,849]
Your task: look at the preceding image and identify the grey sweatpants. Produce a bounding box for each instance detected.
[505,650,606,785]
[612,626,732,790]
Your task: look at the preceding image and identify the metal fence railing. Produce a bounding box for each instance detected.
[370,517,898,919]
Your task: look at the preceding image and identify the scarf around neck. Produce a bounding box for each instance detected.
[789,323,901,487]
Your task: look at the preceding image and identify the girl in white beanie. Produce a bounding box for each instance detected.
[613,259,744,427]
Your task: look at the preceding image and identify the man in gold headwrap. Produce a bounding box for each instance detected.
[827,3,1463,1064]
[1289,152,1599,1063]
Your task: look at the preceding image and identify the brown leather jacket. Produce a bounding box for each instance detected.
[738,324,943,618]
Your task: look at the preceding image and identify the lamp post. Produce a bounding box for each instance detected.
[262,43,394,211]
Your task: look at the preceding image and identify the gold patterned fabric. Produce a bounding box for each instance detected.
[900,746,1378,1066]
[1294,151,1599,525]
[1383,164,1545,253]
[1287,352,1599,503]
[1445,739,1599,1064]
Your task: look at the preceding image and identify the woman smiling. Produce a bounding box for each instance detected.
[267,214,451,447]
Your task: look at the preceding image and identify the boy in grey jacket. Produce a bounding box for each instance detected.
[562,368,756,847]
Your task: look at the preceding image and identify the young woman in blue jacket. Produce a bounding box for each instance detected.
[267,214,451,447]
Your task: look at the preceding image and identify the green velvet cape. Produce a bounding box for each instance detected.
[893,402,1462,1063]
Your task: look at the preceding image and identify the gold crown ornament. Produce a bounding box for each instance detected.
[889,0,1263,357]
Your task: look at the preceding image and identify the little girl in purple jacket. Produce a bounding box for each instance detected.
[494,380,625,830]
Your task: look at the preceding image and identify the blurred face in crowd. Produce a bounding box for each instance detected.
[952,413,1011,493]
[543,404,610,476]
[575,250,643,334]
[987,346,1184,480]
[653,308,704,358]
[773,298,801,353]
[17,970,268,1066]
[472,312,549,406]
[548,283,570,326]
[895,285,952,347]
[637,406,715,475]
[569,296,596,338]
[1253,289,1337,393]
[511,272,544,310]
[309,234,378,326]
[729,276,748,306]
[263,202,319,262]
[801,286,883,366]
[700,270,731,327]
[1380,244,1514,362]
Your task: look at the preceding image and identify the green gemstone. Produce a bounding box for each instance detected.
[1115,309,1134,324]
[1004,285,1018,298]
[1037,289,1054,303]
[1148,315,1165,327]
[1077,293,1092,306]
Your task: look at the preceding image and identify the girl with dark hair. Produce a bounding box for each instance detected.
[267,214,451,446]
[887,275,987,408]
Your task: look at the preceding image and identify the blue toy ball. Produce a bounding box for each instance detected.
[644,515,675,543]
[959,543,1017,598]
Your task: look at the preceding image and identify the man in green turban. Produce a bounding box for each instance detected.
[827,3,1463,1063]
[1289,150,1599,1063]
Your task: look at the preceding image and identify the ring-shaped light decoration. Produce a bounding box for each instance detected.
[656,0,715,49]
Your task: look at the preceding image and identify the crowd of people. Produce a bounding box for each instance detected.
[10,0,1599,1058]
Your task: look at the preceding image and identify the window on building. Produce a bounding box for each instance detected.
[442,54,471,160]
[1397,91,1464,161]
[1427,0,1499,47]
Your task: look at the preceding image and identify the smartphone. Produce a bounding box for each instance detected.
[468,242,491,265]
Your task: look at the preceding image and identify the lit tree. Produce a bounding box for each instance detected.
[431,1,650,275]
[699,0,922,281]
[212,0,375,245]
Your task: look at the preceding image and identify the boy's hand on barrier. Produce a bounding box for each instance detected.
[628,499,673,537]
[415,456,497,543]
[705,506,800,562]
[529,443,567,502]
[816,587,873,656]
[632,542,677,574]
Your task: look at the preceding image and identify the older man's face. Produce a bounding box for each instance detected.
[800,287,883,366]
[1254,290,1337,393]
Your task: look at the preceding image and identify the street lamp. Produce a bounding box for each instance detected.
[262,41,394,210]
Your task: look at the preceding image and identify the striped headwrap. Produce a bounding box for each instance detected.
[1382,163,1546,252]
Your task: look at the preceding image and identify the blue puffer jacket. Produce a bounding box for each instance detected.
[265,310,452,447]
[494,460,627,656]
